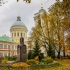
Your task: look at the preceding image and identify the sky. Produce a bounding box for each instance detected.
[0,0,56,37]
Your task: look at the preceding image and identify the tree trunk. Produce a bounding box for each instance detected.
[57,51,60,59]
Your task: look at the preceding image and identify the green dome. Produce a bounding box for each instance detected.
[12,16,26,27]
[12,21,26,27]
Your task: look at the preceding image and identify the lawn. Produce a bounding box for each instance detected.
[0,59,70,70]
[40,59,70,70]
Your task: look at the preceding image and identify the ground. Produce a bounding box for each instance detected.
[0,59,70,70]
[41,59,70,70]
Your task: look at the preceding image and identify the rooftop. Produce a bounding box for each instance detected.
[0,36,16,43]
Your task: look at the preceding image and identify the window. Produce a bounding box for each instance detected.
[8,52,10,56]
[12,33,13,37]
[17,33,19,36]
[0,52,3,56]
[12,45,14,50]
[4,52,7,56]
[15,46,17,50]
[21,33,22,37]
[8,45,10,49]
[14,33,16,37]
[12,52,14,56]
[0,44,3,49]
[4,44,7,49]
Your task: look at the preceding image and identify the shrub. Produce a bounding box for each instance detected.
[12,62,29,68]
[11,56,17,61]
[26,59,37,65]
[39,53,44,61]
[28,50,34,59]
[35,56,39,61]
[0,56,3,63]
[68,56,70,59]
[2,58,7,64]
[4,56,17,61]
[0,56,3,60]
[42,57,53,64]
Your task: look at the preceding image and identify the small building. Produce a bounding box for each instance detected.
[0,36,17,57]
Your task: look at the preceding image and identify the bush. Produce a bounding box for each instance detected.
[68,55,70,59]
[35,56,39,61]
[4,56,17,61]
[42,57,53,64]
[11,56,17,61]
[2,58,7,64]
[28,50,34,59]
[0,56,3,63]
[26,59,37,65]
[39,53,44,61]
[12,62,30,68]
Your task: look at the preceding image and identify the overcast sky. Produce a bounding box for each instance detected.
[0,0,56,37]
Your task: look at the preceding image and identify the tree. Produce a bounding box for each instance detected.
[28,50,34,59]
[48,0,63,58]
[33,39,41,58]
[29,0,70,59]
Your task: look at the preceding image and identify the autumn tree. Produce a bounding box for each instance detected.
[48,0,64,58]
[29,0,70,58]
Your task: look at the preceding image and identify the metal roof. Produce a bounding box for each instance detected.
[0,36,16,43]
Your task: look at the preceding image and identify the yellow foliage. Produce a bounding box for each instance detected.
[34,56,39,61]
[26,59,37,65]
[12,62,30,68]
[42,57,53,63]
[2,59,7,64]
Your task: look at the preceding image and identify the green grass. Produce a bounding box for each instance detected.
[0,59,70,70]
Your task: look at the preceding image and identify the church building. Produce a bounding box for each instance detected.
[10,15,28,44]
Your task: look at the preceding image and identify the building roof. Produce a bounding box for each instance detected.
[12,21,26,27]
[39,8,46,13]
[0,36,16,43]
[11,16,26,27]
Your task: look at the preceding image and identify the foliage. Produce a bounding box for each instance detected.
[42,57,53,64]
[0,56,3,63]
[34,56,39,61]
[39,53,44,61]
[26,59,37,65]
[4,56,17,61]
[12,62,30,68]
[68,56,70,59]
[28,50,34,59]
[47,45,55,59]
[32,40,41,59]
[1,59,70,70]
[0,56,3,60]
[2,58,7,64]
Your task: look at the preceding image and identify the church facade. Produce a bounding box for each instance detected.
[10,15,28,44]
